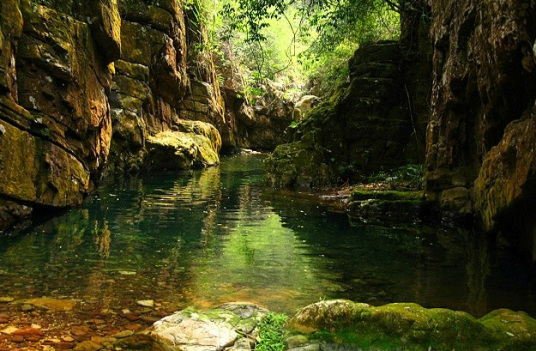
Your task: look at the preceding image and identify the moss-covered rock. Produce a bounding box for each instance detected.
[264,141,332,188]
[264,41,429,189]
[286,300,536,351]
[90,0,122,63]
[474,116,536,258]
[145,303,267,351]
[144,121,221,170]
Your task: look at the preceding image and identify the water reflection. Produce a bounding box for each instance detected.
[0,154,535,317]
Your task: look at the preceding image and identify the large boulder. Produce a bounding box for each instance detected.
[286,300,536,351]
[117,303,267,351]
[144,120,221,170]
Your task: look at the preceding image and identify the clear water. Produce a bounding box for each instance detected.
[0,154,535,318]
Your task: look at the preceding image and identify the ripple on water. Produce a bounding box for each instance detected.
[0,154,535,322]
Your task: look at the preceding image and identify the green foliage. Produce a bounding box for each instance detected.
[256,313,288,351]
[218,0,401,95]
[368,164,423,188]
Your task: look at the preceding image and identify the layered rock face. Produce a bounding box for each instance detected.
[0,0,296,230]
[265,39,431,188]
[217,44,296,152]
[0,0,117,229]
[425,0,536,254]
[107,0,211,174]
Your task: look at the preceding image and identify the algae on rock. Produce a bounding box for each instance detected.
[145,120,222,170]
[286,300,536,351]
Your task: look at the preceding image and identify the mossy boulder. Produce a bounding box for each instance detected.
[286,300,536,351]
[264,141,332,188]
[144,121,221,171]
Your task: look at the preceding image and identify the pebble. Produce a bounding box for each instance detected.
[123,313,140,321]
[20,304,34,312]
[136,300,154,308]
[43,338,61,344]
[140,315,159,323]
[1,326,18,335]
[113,330,134,338]
[11,335,24,343]
[62,335,75,342]
[71,325,90,336]
[26,334,42,342]
[126,324,141,331]
[73,340,103,351]
[118,271,136,275]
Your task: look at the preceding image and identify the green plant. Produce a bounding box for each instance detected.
[255,313,288,351]
[368,164,423,188]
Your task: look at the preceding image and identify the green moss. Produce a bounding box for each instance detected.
[256,313,288,351]
[350,189,423,201]
[287,300,536,351]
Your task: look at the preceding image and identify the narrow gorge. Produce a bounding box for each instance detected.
[1,0,536,350]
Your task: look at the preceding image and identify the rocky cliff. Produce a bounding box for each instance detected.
[0,0,294,231]
[425,0,536,256]
[0,0,116,230]
[264,37,432,188]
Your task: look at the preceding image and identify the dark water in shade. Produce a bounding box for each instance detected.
[0,154,535,317]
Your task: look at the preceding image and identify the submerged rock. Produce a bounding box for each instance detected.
[23,298,77,311]
[286,300,536,351]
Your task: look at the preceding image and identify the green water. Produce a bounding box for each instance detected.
[0,154,535,317]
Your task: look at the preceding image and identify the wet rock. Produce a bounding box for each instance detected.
[20,304,34,312]
[24,298,77,311]
[287,300,536,350]
[1,326,18,335]
[11,335,24,343]
[0,314,9,324]
[61,335,75,342]
[137,300,155,308]
[474,117,536,257]
[74,340,103,351]
[113,330,134,339]
[145,125,221,171]
[150,302,267,351]
[71,325,90,337]
[0,0,112,229]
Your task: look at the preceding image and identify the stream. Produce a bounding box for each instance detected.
[0,153,535,324]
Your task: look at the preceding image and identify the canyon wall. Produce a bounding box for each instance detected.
[0,0,294,231]
[425,0,536,256]
[264,37,432,188]
[0,0,116,230]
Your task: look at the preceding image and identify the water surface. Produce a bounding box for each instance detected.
[0,154,535,318]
